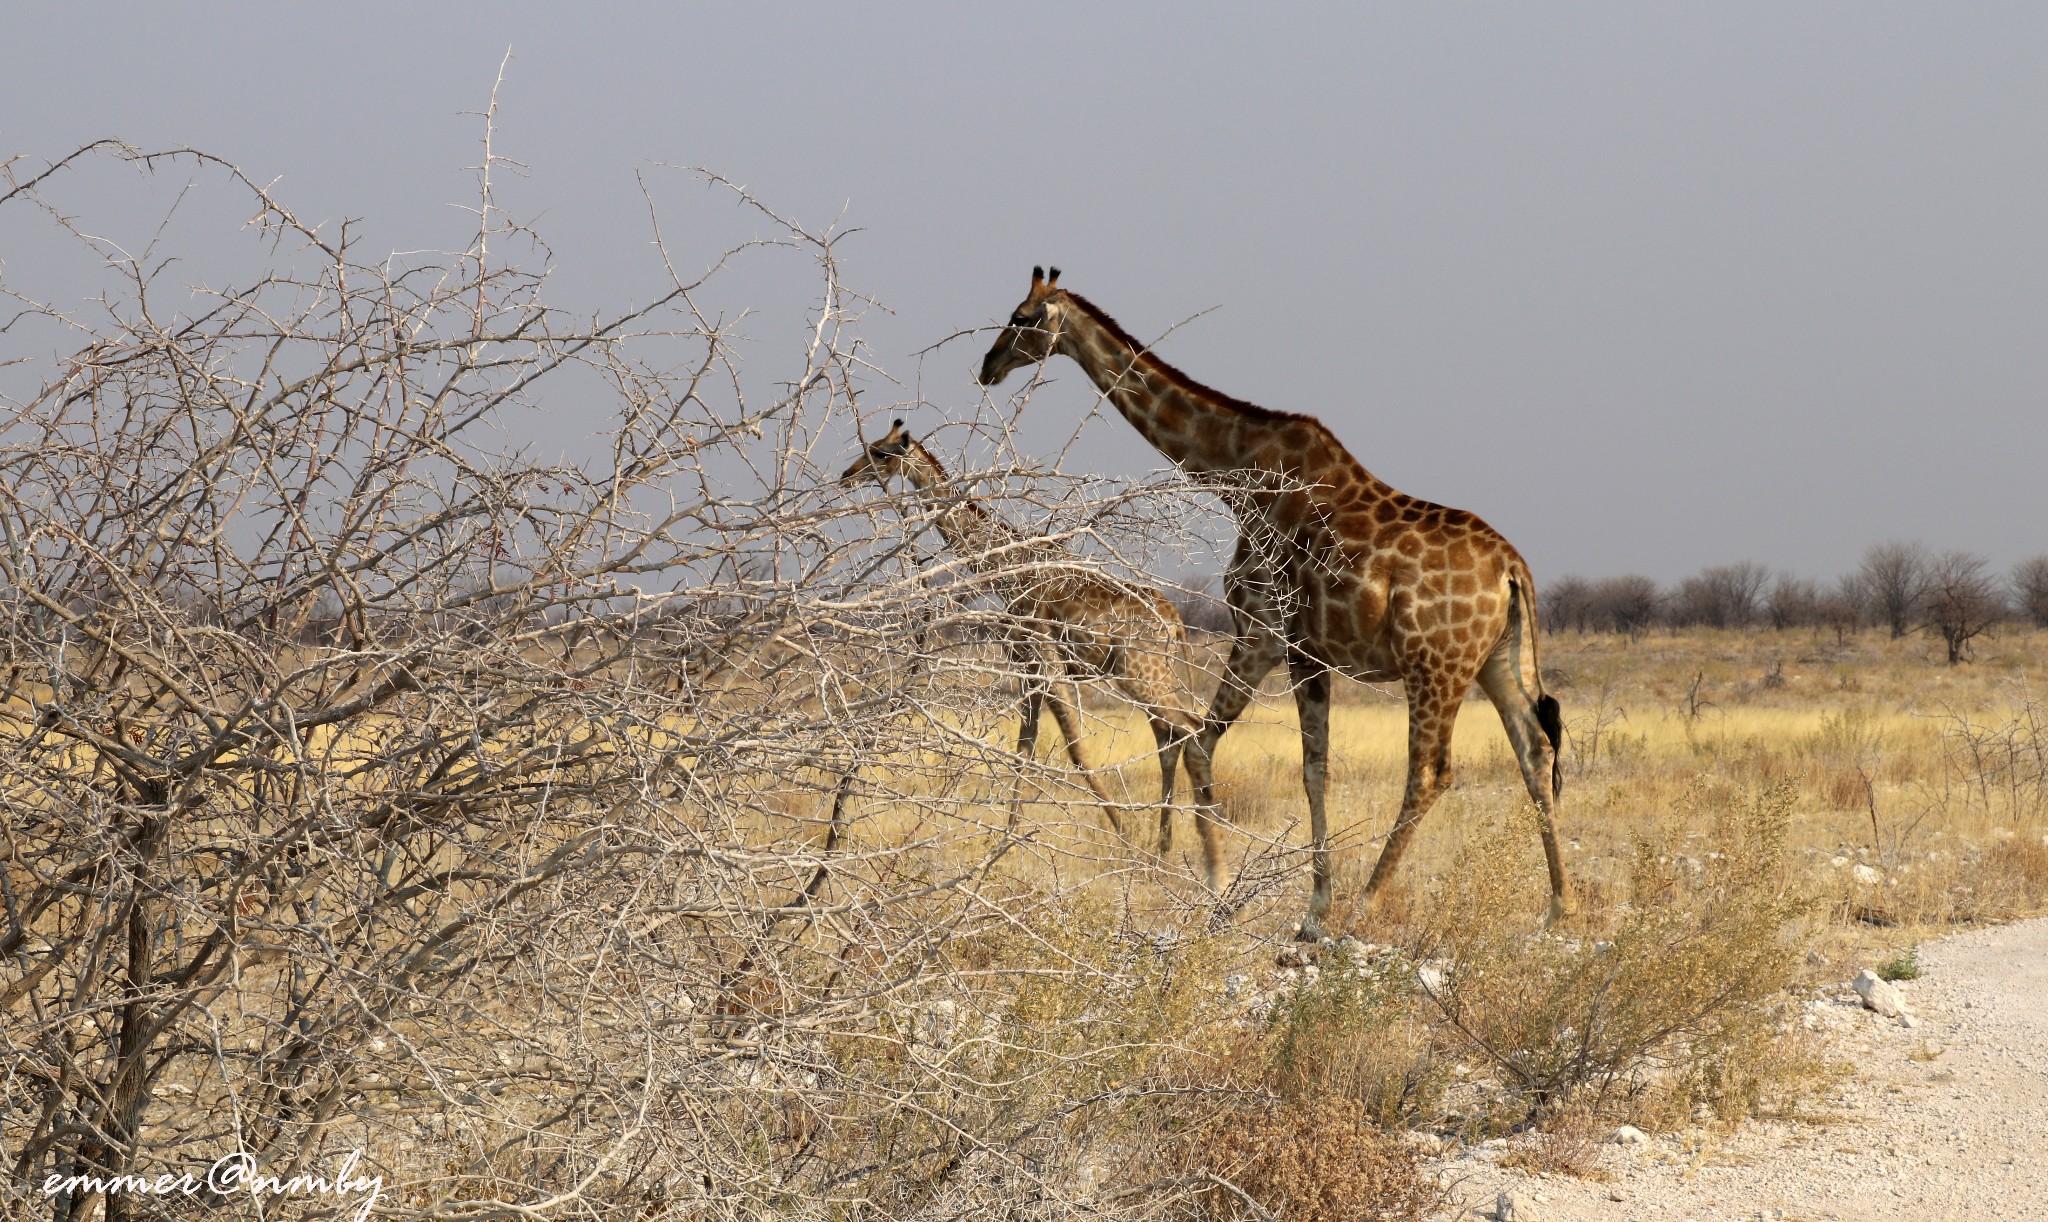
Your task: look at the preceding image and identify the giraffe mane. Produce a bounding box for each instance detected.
[905,438,1007,529]
[1058,292,1373,482]
[904,437,950,480]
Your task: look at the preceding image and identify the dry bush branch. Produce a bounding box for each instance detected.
[0,136,1241,1222]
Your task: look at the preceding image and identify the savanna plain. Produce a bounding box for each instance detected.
[5,140,2045,1222]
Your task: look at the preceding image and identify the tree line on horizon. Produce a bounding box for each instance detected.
[1537,542,2048,663]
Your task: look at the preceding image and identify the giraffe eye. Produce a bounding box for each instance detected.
[1011,314,1032,327]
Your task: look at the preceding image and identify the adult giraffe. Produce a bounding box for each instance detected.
[840,421,1213,867]
[978,268,1567,936]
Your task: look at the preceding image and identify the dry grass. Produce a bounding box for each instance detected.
[835,623,2048,1198]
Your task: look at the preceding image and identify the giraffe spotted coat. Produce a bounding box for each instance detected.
[979,269,1567,936]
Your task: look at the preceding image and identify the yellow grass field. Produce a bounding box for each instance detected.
[988,624,2048,957]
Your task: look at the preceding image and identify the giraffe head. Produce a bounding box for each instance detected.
[977,266,1065,386]
[837,419,930,489]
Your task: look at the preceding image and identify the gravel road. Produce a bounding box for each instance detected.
[1438,916,2048,1221]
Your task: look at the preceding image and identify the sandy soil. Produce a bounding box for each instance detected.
[1435,916,2048,1221]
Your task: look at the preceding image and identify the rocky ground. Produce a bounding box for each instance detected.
[1435,917,2048,1221]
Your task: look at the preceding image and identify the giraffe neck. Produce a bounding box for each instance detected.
[1053,294,1369,487]
[896,442,1021,566]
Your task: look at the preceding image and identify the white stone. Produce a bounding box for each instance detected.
[1401,1130,1445,1157]
[1853,863,1884,885]
[1610,1124,1650,1145]
[1900,1013,1921,1029]
[1494,1189,1543,1220]
[1853,969,1905,1018]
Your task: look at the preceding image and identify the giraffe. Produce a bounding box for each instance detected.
[839,420,1213,865]
[978,268,1567,936]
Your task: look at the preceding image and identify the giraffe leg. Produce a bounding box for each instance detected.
[1181,627,1283,890]
[1148,711,1204,864]
[1009,659,1048,831]
[1043,665,1123,836]
[1290,652,1335,942]
[1362,674,1463,911]
[1109,603,1205,866]
[1016,684,1046,756]
[1479,649,1571,922]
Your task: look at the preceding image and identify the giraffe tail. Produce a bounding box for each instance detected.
[1537,691,1564,799]
[1511,569,1565,799]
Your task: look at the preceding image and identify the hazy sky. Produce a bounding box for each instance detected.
[5,3,2044,583]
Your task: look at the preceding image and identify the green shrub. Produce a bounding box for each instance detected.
[1877,945,1922,981]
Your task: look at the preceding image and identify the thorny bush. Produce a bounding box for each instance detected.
[0,133,1226,1221]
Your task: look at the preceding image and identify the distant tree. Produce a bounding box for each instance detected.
[1815,575,1866,645]
[1669,576,1715,628]
[1858,540,1932,639]
[1542,574,1595,634]
[1671,561,1770,629]
[2013,555,2048,629]
[1829,571,1871,623]
[1922,550,2004,664]
[1589,574,1661,639]
[1816,599,1862,645]
[1765,574,1821,630]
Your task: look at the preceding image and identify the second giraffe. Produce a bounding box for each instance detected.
[840,421,1214,871]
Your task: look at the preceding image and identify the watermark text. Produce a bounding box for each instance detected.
[42,1151,382,1221]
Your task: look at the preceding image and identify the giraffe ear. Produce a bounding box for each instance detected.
[1046,267,1060,286]
[1031,265,1045,284]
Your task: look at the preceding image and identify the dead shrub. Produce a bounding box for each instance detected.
[1826,768,1868,811]
[1155,1091,1445,1222]
[1982,835,2048,913]
[1412,781,1819,1131]
[1261,946,1449,1128]
[1933,682,2048,824]
[822,887,1233,1212]
[1496,1104,1612,1180]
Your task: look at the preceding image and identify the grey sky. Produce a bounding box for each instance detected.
[5,3,2044,583]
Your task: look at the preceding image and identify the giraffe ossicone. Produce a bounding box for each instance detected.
[979,271,1570,935]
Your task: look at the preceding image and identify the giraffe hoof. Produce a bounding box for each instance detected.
[1294,915,1325,943]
